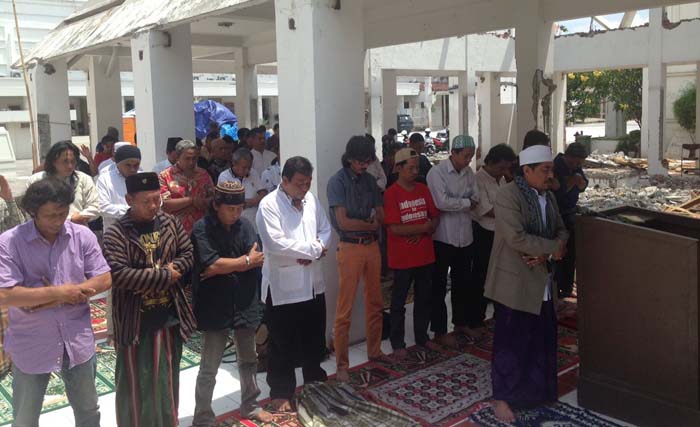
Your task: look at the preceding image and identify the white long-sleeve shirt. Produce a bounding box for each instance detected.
[96,165,129,233]
[27,171,100,221]
[426,158,480,247]
[366,159,387,191]
[256,187,332,306]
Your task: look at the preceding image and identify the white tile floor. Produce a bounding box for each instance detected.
[27,301,638,427]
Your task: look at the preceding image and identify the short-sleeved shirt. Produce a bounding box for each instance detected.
[383,182,439,270]
[0,221,110,374]
[553,153,588,218]
[159,164,215,233]
[327,168,384,239]
[191,214,262,330]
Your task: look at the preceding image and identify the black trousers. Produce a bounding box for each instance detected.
[266,293,327,400]
[431,241,473,335]
[390,264,433,349]
[555,215,576,297]
[470,222,494,328]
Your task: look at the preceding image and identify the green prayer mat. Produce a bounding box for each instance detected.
[0,331,235,426]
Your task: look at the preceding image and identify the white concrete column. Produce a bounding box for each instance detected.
[448,76,460,138]
[234,47,259,128]
[641,67,649,158]
[368,51,383,140]
[551,72,567,154]
[646,8,667,175]
[423,76,433,128]
[87,55,123,150]
[30,59,71,158]
[464,37,478,140]
[131,24,195,171]
[514,0,555,151]
[381,69,397,133]
[478,72,495,163]
[275,0,366,341]
[257,97,264,126]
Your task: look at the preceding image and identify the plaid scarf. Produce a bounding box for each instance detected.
[514,175,558,240]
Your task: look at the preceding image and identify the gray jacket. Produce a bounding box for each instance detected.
[484,181,569,315]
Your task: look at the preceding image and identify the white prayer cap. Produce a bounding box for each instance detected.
[114,141,131,151]
[519,145,553,166]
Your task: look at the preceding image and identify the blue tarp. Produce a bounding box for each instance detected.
[194,100,238,140]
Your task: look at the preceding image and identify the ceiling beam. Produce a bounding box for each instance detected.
[190,34,245,47]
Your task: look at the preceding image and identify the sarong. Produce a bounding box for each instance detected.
[491,300,557,407]
[115,326,183,427]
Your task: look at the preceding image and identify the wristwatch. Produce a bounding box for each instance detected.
[245,255,251,266]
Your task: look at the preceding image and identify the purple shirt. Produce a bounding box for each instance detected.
[0,220,110,374]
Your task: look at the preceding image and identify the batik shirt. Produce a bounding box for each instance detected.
[159,165,214,233]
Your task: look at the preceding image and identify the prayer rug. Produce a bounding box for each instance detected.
[466,401,624,427]
[90,297,108,340]
[367,353,492,425]
[558,298,578,330]
[0,331,233,425]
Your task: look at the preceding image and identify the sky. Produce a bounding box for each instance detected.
[558,10,650,34]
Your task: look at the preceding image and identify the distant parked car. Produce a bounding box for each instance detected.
[397,114,414,133]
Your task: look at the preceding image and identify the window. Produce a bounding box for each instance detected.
[403,101,410,109]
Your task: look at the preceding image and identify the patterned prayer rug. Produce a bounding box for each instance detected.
[90,297,109,340]
[215,310,582,427]
[367,353,492,425]
[558,298,578,331]
[0,331,234,425]
[466,401,624,427]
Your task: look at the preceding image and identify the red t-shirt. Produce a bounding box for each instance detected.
[383,182,439,270]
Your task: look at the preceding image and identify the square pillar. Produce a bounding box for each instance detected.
[275,0,366,342]
[30,59,71,158]
[514,0,555,151]
[381,69,397,134]
[463,36,478,140]
[87,55,123,150]
[368,51,383,140]
[478,72,496,163]
[234,47,259,128]
[423,76,433,129]
[551,72,567,154]
[131,25,195,171]
[448,76,461,138]
[645,8,667,175]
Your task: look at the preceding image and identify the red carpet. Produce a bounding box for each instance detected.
[214,312,580,427]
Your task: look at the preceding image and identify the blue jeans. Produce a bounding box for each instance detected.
[12,352,100,427]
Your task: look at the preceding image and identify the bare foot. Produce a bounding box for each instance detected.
[493,400,516,423]
[335,369,350,382]
[368,353,393,364]
[393,348,408,359]
[269,398,294,412]
[436,334,460,349]
[250,409,274,423]
[464,326,485,339]
[423,341,442,351]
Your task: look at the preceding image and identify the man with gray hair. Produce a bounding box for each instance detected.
[159,139,215,233]
[217,148,267,233]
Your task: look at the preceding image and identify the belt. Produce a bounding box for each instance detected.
[340,235,377,245]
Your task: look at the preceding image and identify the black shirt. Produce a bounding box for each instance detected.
[191,214,262,330]
[134,218,177,336]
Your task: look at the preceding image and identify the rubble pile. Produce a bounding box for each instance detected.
[579,184,696,212]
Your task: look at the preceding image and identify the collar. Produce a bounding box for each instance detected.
[477,167,498,183]
[25,220,70,244]
[279,187,306,211]
[446,158,466,176]
[205,212,240,232]
[343,167,364,182]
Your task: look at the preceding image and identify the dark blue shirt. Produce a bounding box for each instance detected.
[327,167,383,238]
[553,153,588,216]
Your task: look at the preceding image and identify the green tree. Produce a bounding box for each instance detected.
[566,69,642,126]
[673,84,696,142]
